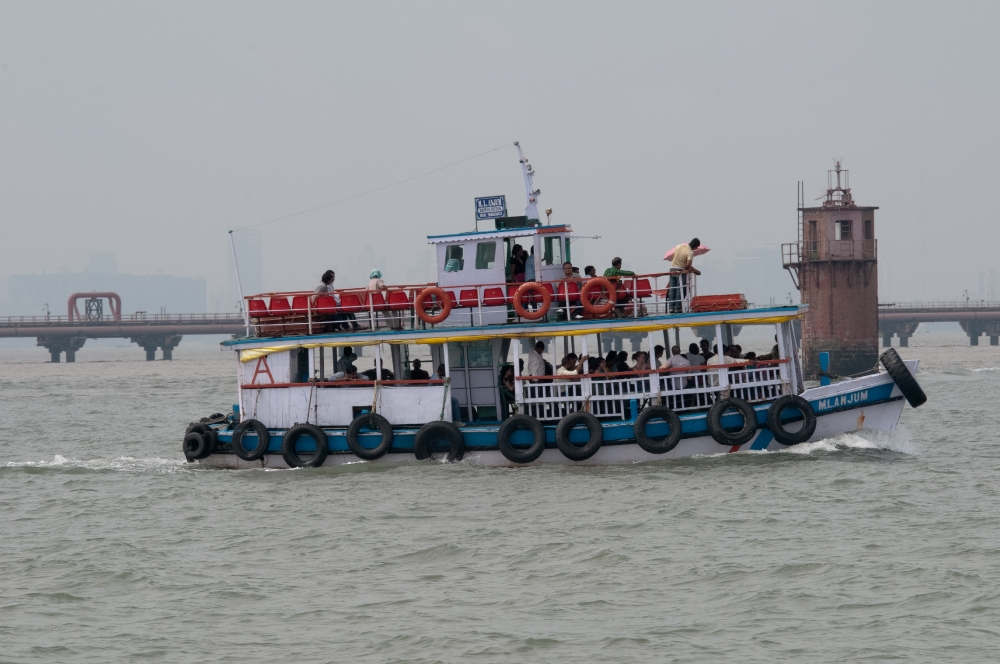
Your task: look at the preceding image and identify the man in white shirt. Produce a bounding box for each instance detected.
[336,346,358,373]
[526,340,546,376]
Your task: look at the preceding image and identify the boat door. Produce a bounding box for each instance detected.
[447,339,503,421]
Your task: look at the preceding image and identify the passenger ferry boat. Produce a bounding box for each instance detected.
[183,147,926,468]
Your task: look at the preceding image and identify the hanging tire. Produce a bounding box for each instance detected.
[555,411,603,461]
[497,414,546,464]
[185,422,209,436]
[346,413,394,460]
[707,397,757,446]
[634,406,682,454]
[766,395,817,446]
[282,424,329,468]
[414,421,465,462]
[879,348,927,408]
[231,419,270,461]
[182,429,216,460]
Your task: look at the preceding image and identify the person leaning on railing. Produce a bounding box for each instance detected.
[668,239,703,314]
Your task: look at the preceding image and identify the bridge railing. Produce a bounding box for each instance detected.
[879,301,1000,309]
[0,312,246,325]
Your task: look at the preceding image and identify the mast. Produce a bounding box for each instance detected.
[514,141,541,222]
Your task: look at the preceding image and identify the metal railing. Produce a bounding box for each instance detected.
[879,301,1000,309]
[245,272,699,337]
[0,312,245,325]
[516,360,789,421]
[783,239,877,266]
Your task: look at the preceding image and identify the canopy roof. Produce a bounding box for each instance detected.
[426,224,572,245]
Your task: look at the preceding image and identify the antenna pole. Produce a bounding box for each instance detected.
[229,230,250,336]
[513,141,541,222]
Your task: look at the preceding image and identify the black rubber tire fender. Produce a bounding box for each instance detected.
[634,406,682,454]
[231,419,271,461]
[346,413,394,460]
[497,414,546,464]
[880,348,927,408]
[707,397,758,446]
[766,395,817,446]
[555,411,604,461]
[186,422,209,436]
[282,424,329,468]
[183,431,210,460]
[414,421,465,462]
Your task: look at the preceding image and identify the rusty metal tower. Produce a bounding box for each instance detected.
[783,162,879,380]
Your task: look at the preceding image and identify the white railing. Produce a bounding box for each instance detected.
[516,361,788,421]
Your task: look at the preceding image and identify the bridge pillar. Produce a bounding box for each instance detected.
[959,321,983,346]
[130,335,183,360]
[36,336,86,363]
[878,321,919,348]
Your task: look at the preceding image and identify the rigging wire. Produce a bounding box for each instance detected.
[234,141,514,232]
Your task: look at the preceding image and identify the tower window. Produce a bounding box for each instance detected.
[864,219,873,240]
[835,220,852,240]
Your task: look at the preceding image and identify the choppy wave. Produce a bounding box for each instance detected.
[1,454,188,473]
[971,367,1000,372]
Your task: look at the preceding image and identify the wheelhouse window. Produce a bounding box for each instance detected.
[475,241,497,270]
[444,245,465,272]
[543,236,563,266]
[835,220,852,240]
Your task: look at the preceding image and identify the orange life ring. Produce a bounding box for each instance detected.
[513,282,551,320]
[580,277,617,315]
[415,287,452,324]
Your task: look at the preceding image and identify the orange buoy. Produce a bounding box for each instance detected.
[415,287,452,324]
[580,277,616,315]
[513,282,551,320]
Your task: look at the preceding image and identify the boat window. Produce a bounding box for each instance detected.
[475,242,497,270]
[444,245,465,272]
[449,343,465,368]
[835,220,852,240]
[543,236,562,266]
[466,340,493,368]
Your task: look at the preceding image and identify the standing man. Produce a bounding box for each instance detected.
[526,340,547,376]
[668,238,702,313]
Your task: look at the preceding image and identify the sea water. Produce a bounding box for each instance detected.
[1,334,998,663]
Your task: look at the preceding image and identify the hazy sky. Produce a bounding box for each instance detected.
[2,1,999,306]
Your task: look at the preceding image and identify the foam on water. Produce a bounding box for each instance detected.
[971,366,1000,372]
[781,425,916,455]
[1,455,188,473]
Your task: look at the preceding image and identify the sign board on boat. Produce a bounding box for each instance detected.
[475,196,506,221]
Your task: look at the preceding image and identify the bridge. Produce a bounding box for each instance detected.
[879,301,1000,347]
[0,292,244,361]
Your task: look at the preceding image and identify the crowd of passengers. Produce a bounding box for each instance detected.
[298,237,704,332]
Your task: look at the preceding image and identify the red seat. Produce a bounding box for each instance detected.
[459,289,479,308]
[290,295,309,314]
[444,291,458,308]
[368,291,388,311]
[482,287,506,307]
[340,292,364,313]
[388,290,412,311]
[248,299,268,318]
[556,281,580,302]
[314,295,337,315]
[619,280,635,299]
[635,278,652,299]
[541,283,556,298]
[269,297,291,316]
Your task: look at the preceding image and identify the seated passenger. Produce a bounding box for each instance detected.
[556,354,588,376]
[409,358,430,380]
[700,339,715,362]
[653,345,665,368]
[603,258,635,313]
[362,367,394,380]
[330,364,360,381]
[558,262,584,320]
[632,351,651,371]
[336,347,358,373]
[686,343,707,367]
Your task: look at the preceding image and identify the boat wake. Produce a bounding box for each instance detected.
[781,425,916,456]
[1,455,188,473]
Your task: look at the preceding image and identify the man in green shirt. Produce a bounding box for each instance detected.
[603,257,635,278]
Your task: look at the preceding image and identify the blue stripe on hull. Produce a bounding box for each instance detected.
[214,381,900,456]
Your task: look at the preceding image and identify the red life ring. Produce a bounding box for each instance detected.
[513,282,551,320]
[415,287,452,324]
[580,277,617,315]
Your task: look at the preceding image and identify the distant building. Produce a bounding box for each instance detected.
[3,253,207,316]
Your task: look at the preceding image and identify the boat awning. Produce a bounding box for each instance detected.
[229,306,805,362]
[426,224,572,244]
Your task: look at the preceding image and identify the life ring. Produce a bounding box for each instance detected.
[415,287,452,324]
[766,395,817,446]
[634,406,682,454]
[414,421,465,462]
[497,414,546,464]
[879,348,927,408]
[706,397,758,446]
[231,419,270,461]
[281,423,329,468]
[346,413,394,460]
[555,411,603,461]
[513,282,551,320]
[579,277,616,315]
